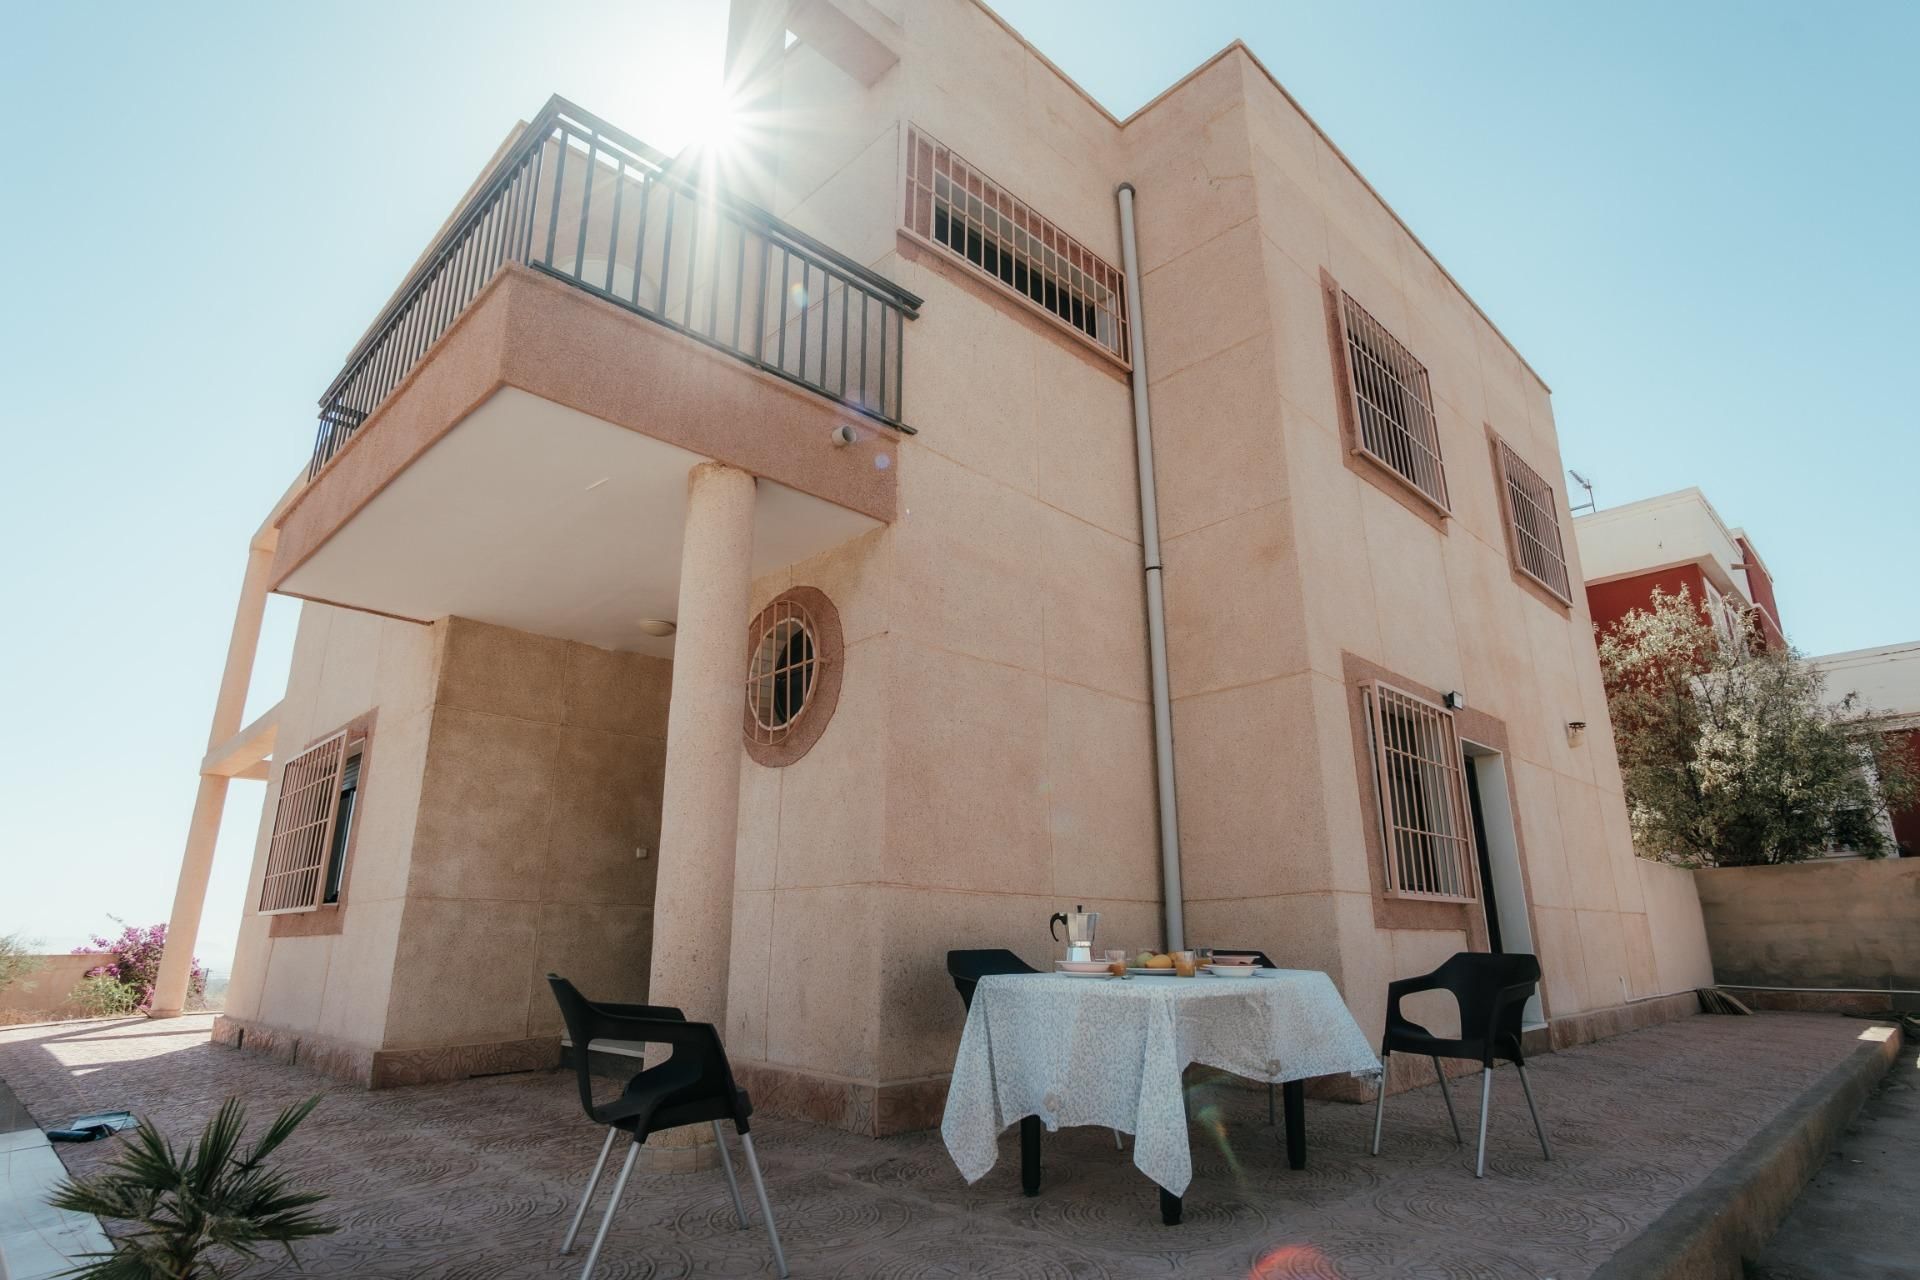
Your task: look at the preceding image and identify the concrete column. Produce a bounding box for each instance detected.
[648,462,757,1029]
[151,542,276,1018]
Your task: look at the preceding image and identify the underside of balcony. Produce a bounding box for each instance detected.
[273,264,890,654]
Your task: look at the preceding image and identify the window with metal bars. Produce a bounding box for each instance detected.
[258,732,351,914]
[1336,292,1449,511]
[1494,439,1573,604]
[902,125,1129,364]
[1363,682,1479,903]
[745,599,818,747]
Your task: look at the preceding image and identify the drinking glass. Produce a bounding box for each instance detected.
[1105,948,1128,977]
[1173,950,1197,978]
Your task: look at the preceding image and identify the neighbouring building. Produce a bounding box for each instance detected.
[1809,641,1920,858]
[1576,488,1915,859]
[1574,487,1786,651]
[151,0,1714,1131]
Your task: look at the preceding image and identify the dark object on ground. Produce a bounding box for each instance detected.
[46,1110,137,1142]
[1699,987,1756,1015]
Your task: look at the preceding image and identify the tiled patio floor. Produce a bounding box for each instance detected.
[0,1012,1877,1279]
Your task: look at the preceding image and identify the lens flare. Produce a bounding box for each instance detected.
[1249,1243,1332,1279]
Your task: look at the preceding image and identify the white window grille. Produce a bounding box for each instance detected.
[258,732,349,914]
[1495,439,1573,603]
[1364,682,1479,903]
[1337,292,1449,511]
[902,124,1130,364]
[746,598,818,746]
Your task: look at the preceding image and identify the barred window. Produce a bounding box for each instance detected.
[1495,439,1572,603]
[1363,683,1478,903]
[259,732,350,914]
[746,598,818,746]
[902,125,1129,364]
[1337,292,1449,511]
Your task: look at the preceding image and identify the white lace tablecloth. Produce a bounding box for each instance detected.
[941,971,1380,1196]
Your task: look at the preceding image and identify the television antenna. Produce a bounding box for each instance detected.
[1568,469,1596,514]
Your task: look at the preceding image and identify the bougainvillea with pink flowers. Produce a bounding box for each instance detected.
[74,920,205,1009]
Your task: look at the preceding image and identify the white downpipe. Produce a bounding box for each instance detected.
[1116,183,1184,951]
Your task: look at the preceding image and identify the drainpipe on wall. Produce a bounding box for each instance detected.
[1116,182,1184,951]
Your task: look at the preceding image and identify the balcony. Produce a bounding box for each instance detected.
[272,98,920,651]
[310,96,918,479]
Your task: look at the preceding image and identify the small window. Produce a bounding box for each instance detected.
[902,125,1130,364]
[259,732,349,914]
[747,605,817,743]
[1336,292,1449,511]
[1494,439,1572,603]
[743,587,844,767]
[1363,682,1479,903]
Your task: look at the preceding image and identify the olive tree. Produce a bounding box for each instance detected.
[1598,587,1913,866]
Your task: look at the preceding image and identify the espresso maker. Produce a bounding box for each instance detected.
[1049,905,1100,962]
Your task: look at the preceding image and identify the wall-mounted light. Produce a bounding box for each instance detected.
[1566,721,1587,746]
[1444,691,1466,711]
[637,619,677,638]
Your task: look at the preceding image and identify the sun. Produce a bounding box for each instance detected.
[678,81,746,157]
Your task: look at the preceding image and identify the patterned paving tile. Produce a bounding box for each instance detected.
[0,1012,1873,1279]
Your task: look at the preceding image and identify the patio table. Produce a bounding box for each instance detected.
[941,970,1380,1223]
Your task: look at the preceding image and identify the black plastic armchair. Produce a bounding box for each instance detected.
[945,948,1037,1011]
[1369,952,1551,1178]
[548,976,786,1279]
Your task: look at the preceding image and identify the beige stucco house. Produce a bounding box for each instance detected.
[154,0,1714,1133]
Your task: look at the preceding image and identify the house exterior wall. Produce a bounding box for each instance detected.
[220,609,670,1083]
[222,0,1708,1118]
[719,3,1154,1129]
[708,0,1689,1125]
[1119,43,1655,1045]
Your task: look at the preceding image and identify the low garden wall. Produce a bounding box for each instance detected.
[0,954,98,1023]
[1641,859,1716,994]
[1693,859,1920,999]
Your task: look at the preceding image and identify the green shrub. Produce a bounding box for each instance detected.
[49,1096,335,1278]
[0,932,44,992]
[71,974,143,1018]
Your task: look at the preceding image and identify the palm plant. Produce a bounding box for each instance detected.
[47,1096,335,1279]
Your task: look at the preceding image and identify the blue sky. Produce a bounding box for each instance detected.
[2,1,1914,970]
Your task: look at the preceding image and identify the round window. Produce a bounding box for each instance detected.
[743,587,842,766]
[747,605,817,740]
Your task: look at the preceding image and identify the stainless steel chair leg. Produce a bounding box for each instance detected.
[739,1132,789,1279]
[1432,1056,1463,1145]
[561,1127,616,1255]
[579,1139,639,1280]
[1370,1063,1388,1156]
[1516,1063,1551,1160]
[1474,1066,1493,1179]
[1112,1128,1124,1150]
[712,1121,748,1227]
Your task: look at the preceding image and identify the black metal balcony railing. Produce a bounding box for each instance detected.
[309,96,922,479]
